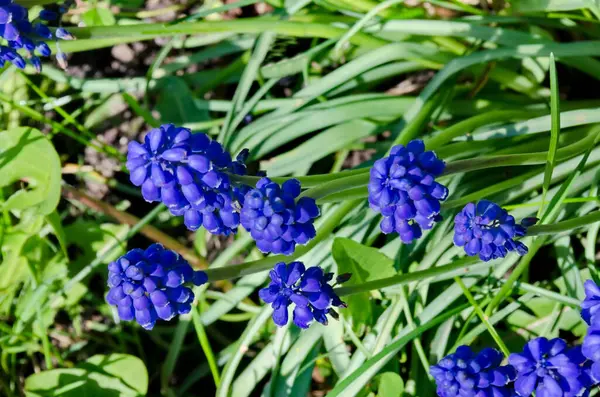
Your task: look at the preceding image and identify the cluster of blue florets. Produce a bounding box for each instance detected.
[0,0,73,71]
[453,200,536,262]
[258,261,348,329]
[430,346,516,397]
[240,178,319,255]
[120,126,541,333]
[431,279,600,396]
[126,124,250,236]
[106,244,208,330]
[368,140,449,243]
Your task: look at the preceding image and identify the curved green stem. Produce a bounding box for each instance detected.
[443,128,597,175]
[528,210,600,235]
[454,276,511,357]
[229,167,369,188]
[334,256,480,297]
[203,199,360,281]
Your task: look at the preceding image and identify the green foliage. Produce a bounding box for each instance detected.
[4,1,600,396]
[333,238,396,330]
[25,354,148,396]
[0,127,61,215]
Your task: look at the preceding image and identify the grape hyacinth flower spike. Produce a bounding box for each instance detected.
[430,346,516,397]
[126,124,249,235]
[106,244,208,330]
[0,0,74,71]
[259,261,348,329]
[240,177,319,255]
[581,279,600,326]
[369,140,449,243]
[453,200,536,262]
[509,337,586,397]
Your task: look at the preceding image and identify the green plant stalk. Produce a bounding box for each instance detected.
[203,199,360,281]
[191,303,221,388]
[399,286,431,374]
[454,276,511,357]
[0,92,110,156]
[58,204,167,298]
[390,90,443,149]
[326,303,471,397]
[305,128,598,201]
[334,256,480,297]
[333,209,600,298]
[528,211,600,235]
[538,53,560,219]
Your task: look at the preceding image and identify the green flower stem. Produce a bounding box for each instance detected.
[424,110,543,150]
[443,128,597,175]
[454,276,511,357]
[229,167,368,188]
[203,199,360,281]
[302,128,598,202]
[58,204,167,298]
[334,256,480,297]
[299,173,370,200]
[527,210,600,236]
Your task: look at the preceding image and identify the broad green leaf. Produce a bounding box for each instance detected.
[375,372,404,397]
[25,353,148,396]
[332,238,396,329]
[81,7,116,27]
[65,220,130,274]
[154,77,210,124]
[0,127,61,215]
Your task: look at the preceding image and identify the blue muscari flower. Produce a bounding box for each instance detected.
[106,244,208,330]
[581,280,600,326]
[582,326,600,385]
[453,200,534,262]
[259,262,347,329]
[126,124,249,236]
[509,337,586,397]
[430,346,516,397]
[368,140,448,243]
[240,177,319,255]
[0,0,73,71]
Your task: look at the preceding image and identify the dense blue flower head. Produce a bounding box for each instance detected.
[240,178,319,255]
[453,200,534,262]
[106,244,208,330]
[368,140,448,243]
[430,346,516,397]
[582,326,600,385]
[127,124,249,235]
[581,280,600,326]
[509,337,586,397]
[259,262,347,329]
[0,0,73,71]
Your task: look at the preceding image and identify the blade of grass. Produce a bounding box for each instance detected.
[454,276,511,357]
[537,53,560,218]
[191,301,221,388]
